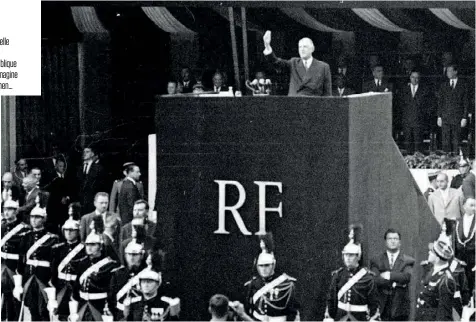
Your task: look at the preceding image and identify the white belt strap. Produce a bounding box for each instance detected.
[116,296,142,311]
[252,274,290,304]
[337,268,367,300]
[454,291,461,298]
[58,273,77,281]
[0,251,19,260]
[26,259,50,267]
[338,301,368,312]
[449,260,458,272]
[58,244,84,274]
[79,291,107,300]
[0,223,26,248]
[79,257,113,284]
[116,267,147,300]
[26,234,52,260]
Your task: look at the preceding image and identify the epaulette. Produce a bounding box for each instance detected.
[77,255,88,261]
[284,273,297,282]
[114,179,120,183]
[19,231,29,236]
[331,267,343,276]
[420,260,430,266]
[52,242,65,249]
[111,265,125,273]
[367,269,377,276]
[454,258,467,266]
[244,277,257,287]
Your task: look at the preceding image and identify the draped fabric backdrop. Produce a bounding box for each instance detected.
[16,42,80,161]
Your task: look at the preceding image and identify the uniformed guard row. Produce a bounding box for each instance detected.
[2,199,476,321]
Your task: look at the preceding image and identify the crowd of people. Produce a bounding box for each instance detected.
[166,30,475,155]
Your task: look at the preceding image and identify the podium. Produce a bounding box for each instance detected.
[154,94,440,320]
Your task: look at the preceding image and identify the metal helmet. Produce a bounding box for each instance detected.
[62,215,80,231]
[30,206,47,218]
[342,224,363,258]
[3,199,19,209]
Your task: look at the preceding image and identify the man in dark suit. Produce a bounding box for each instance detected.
[119,200,157,244]
[362,65,393,94]
[451,159,471,189]
[462,161,475,200]
[118,164,143,224]
[80,192,121,250]
[370,229,415,321]
[77,146,107,214]
[44,159,70,234]
[109,162,145,216]
[263,30,332,96]
[179,67,196,94]
[12,158,28,188]
[2,172,21,206]
[437,64,469,153]
[332,74,355,97]
[211,71,227,93]
[398,71,430,154]
[455,198,475,296]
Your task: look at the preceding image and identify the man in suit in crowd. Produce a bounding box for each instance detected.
[212,72,227,93]
[80,192,121,248]
[428,173,464,224]
[362,65,393,93]
[17,174,41,222]
[77,146,107,214]
[335,54,360,92]
[119,200,157,244]
[12,158,28,188]
[43,144,67,184]
[462,160,475,200]
[424,171,439,201]
[263,30,332,96]
[451,159,471,189]
[455,198,475,294]
[437,64,469,153]
[118,217,158,265]
[332,74,355,97]
[179,67,196,94]
[370,229,415,321]
[44,159,70,234]
[166,80,179,95]
[2,172,21,206]
[118,164,143,224]
[398,71,429,154]
[109,162,144,216]
[29,166,45,188]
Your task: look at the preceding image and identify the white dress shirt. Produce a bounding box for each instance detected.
[83,160,93,174]
[411,84,418,97]
[440,188,450,204]
[126,177,136,186]
[375,79,381,87]
[450,78,458,89]
[338,88,345,96]
[387,250,400,269]
[302,57,313,70]
[463,213,474,237]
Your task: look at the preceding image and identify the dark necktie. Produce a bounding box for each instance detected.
[390,254,395,269]
[83,163,88,174]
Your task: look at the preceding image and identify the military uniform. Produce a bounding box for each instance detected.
[73,254,119,321]
[447,258,470,316]
[244,273,299,321]
[126,281,179,321]
[108,264,147,320]
[1,218,30,321]
[424,187,435,201]
[51,241,86,320]
[415,264,456,321]
[326,266,379,321]
[18,227,59,320]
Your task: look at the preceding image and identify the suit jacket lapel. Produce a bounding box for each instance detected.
[296,59,307,81]
[383,253,390,271]
[392,252,404,271]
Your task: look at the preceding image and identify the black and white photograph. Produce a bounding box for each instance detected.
[0,0,475,321]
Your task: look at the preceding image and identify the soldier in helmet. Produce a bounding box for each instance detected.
[16,204,60,321]
[1,199,30,321]
[50,205,85,321]
[109,239,148,320]
[415,219,457,321]
[71,222,119,321]
[325,224,380,321]
[424,171,439,200]
[125,251,180,321]
[244,233,300,322]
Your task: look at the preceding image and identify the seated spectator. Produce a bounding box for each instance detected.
[179,67,196,94]
[362,65,393,93]
[166,80,179,95]
[212,72,227,93]
[119,199,157,243]
[332,74,355,97]
[193,81,205,94]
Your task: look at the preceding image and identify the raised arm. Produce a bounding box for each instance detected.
[263,30,291,68]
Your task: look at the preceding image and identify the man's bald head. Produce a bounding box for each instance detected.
[298,37,315,60]
[436,173,448,189]
[22,174,37,192]
[464,198,476,215]
[2,172,13,189]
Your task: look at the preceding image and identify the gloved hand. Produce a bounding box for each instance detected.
[13,287,23,301]
[68,313,79,322]
[47,300,58,313]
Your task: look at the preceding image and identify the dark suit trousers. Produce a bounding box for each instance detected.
[442,123,461,152]
[404,126,422,153]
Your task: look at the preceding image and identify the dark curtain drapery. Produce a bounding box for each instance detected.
[16,42,80,164]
